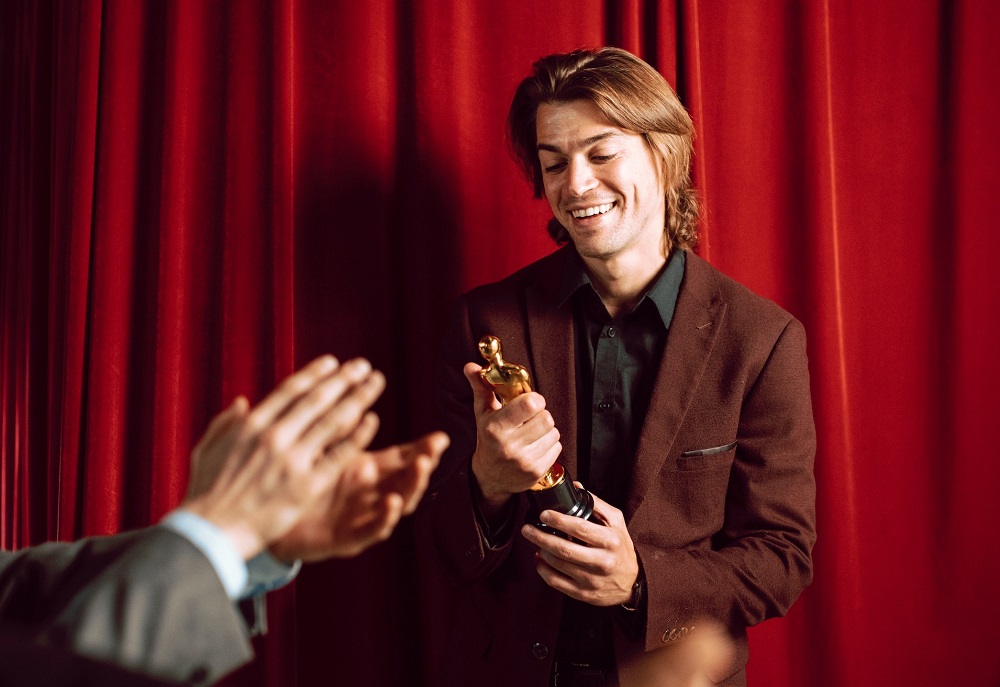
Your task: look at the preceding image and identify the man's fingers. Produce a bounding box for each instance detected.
[190,397,249,464]
[534,546,588,585]
[187,397,250,498]
[417,430,451,461]
[336,493,406,558]
[196,396,249,451]
[491,393,548,430]
[272,360,381,451]
[522,519,592,561]
[304,415,380,503]
[344,450,380,489]
[323,411,381,466]
[271,361,382,460]
[371,430,448,476]
[365,431,447,513]
[586,489,626,528]
[531,551,581,596]
[529,437,563,477]
[367,493,405,544]
[466,364,550,429]
[464,363,501,415]
[398,431,449,473]
[506,405,556,445]
[397,454,436,514]
[523,511,614,563]
[246,355,339,427]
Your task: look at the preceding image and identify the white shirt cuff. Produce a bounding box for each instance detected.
[160,509,248,599]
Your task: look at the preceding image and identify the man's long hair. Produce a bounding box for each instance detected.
[506,47,699,251]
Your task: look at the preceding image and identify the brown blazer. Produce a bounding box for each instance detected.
[419,246,816,687]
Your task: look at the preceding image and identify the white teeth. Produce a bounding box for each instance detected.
[571,203,614,219]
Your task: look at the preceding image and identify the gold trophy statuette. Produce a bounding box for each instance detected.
[477,335,594,533]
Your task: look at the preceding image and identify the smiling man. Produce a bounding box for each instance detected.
[420,48,816,687]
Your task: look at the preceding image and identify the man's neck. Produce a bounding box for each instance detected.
[580,248,668,319]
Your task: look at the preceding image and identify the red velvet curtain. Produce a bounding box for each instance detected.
[3,1,998,685]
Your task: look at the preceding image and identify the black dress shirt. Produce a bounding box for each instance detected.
[552,249,685,672]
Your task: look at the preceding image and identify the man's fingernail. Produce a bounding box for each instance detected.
[346,358,372,376]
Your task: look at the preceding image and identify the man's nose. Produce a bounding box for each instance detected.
[567,159,598,197]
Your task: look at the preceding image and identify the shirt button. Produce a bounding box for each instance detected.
[606,326,617,338]
[531,642,549,660]
[598,401,612,411]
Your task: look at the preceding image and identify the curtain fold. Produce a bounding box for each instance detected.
[3,1,998,685]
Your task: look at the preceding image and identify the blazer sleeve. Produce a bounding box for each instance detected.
[0,526,254,685]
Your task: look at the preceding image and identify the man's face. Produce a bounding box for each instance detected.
[535,99,667,263]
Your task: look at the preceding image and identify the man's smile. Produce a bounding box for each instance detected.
[569,201,616,219]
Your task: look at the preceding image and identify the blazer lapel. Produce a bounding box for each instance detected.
[626,252,727,519]
[525,270,579,480]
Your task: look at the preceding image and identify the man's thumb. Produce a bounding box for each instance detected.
[464,363,501,415]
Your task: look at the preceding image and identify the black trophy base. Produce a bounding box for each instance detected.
[526,478,595,539]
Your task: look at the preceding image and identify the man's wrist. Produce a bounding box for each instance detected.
[470,464,511,516]
[470,471,514,547]
[620,577,646,611]
[620,556,646,611]
[160,509,250,599]
[181,497,264,560]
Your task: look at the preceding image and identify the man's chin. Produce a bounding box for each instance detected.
[567,233,619,262]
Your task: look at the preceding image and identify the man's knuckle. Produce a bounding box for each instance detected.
[260,428,288,453]
[311,382,339,406]
[243,412,266,434]
[599,554,616,573]
[282,375,312,396]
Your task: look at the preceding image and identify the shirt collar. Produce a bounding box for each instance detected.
[552,246,686,329]
[645,249,685,329]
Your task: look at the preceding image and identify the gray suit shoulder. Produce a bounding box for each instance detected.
[0,526,253,686]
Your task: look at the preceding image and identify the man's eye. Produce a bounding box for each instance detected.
[543,162,566,174]
[591,154,616,163]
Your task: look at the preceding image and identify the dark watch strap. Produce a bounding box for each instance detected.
[620,577,645,612]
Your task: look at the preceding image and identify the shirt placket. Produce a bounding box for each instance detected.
[590,322,622,497]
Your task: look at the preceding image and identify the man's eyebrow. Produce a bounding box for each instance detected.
[536,131,621,154]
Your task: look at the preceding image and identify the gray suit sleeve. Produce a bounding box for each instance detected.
[0,527,254,685]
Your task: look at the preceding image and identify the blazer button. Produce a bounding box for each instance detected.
[531,642,549,660]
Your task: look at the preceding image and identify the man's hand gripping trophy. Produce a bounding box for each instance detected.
[475,335,594,534]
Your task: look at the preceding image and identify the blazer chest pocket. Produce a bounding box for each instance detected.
[677,441,737,471]
[664,441,738,533]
